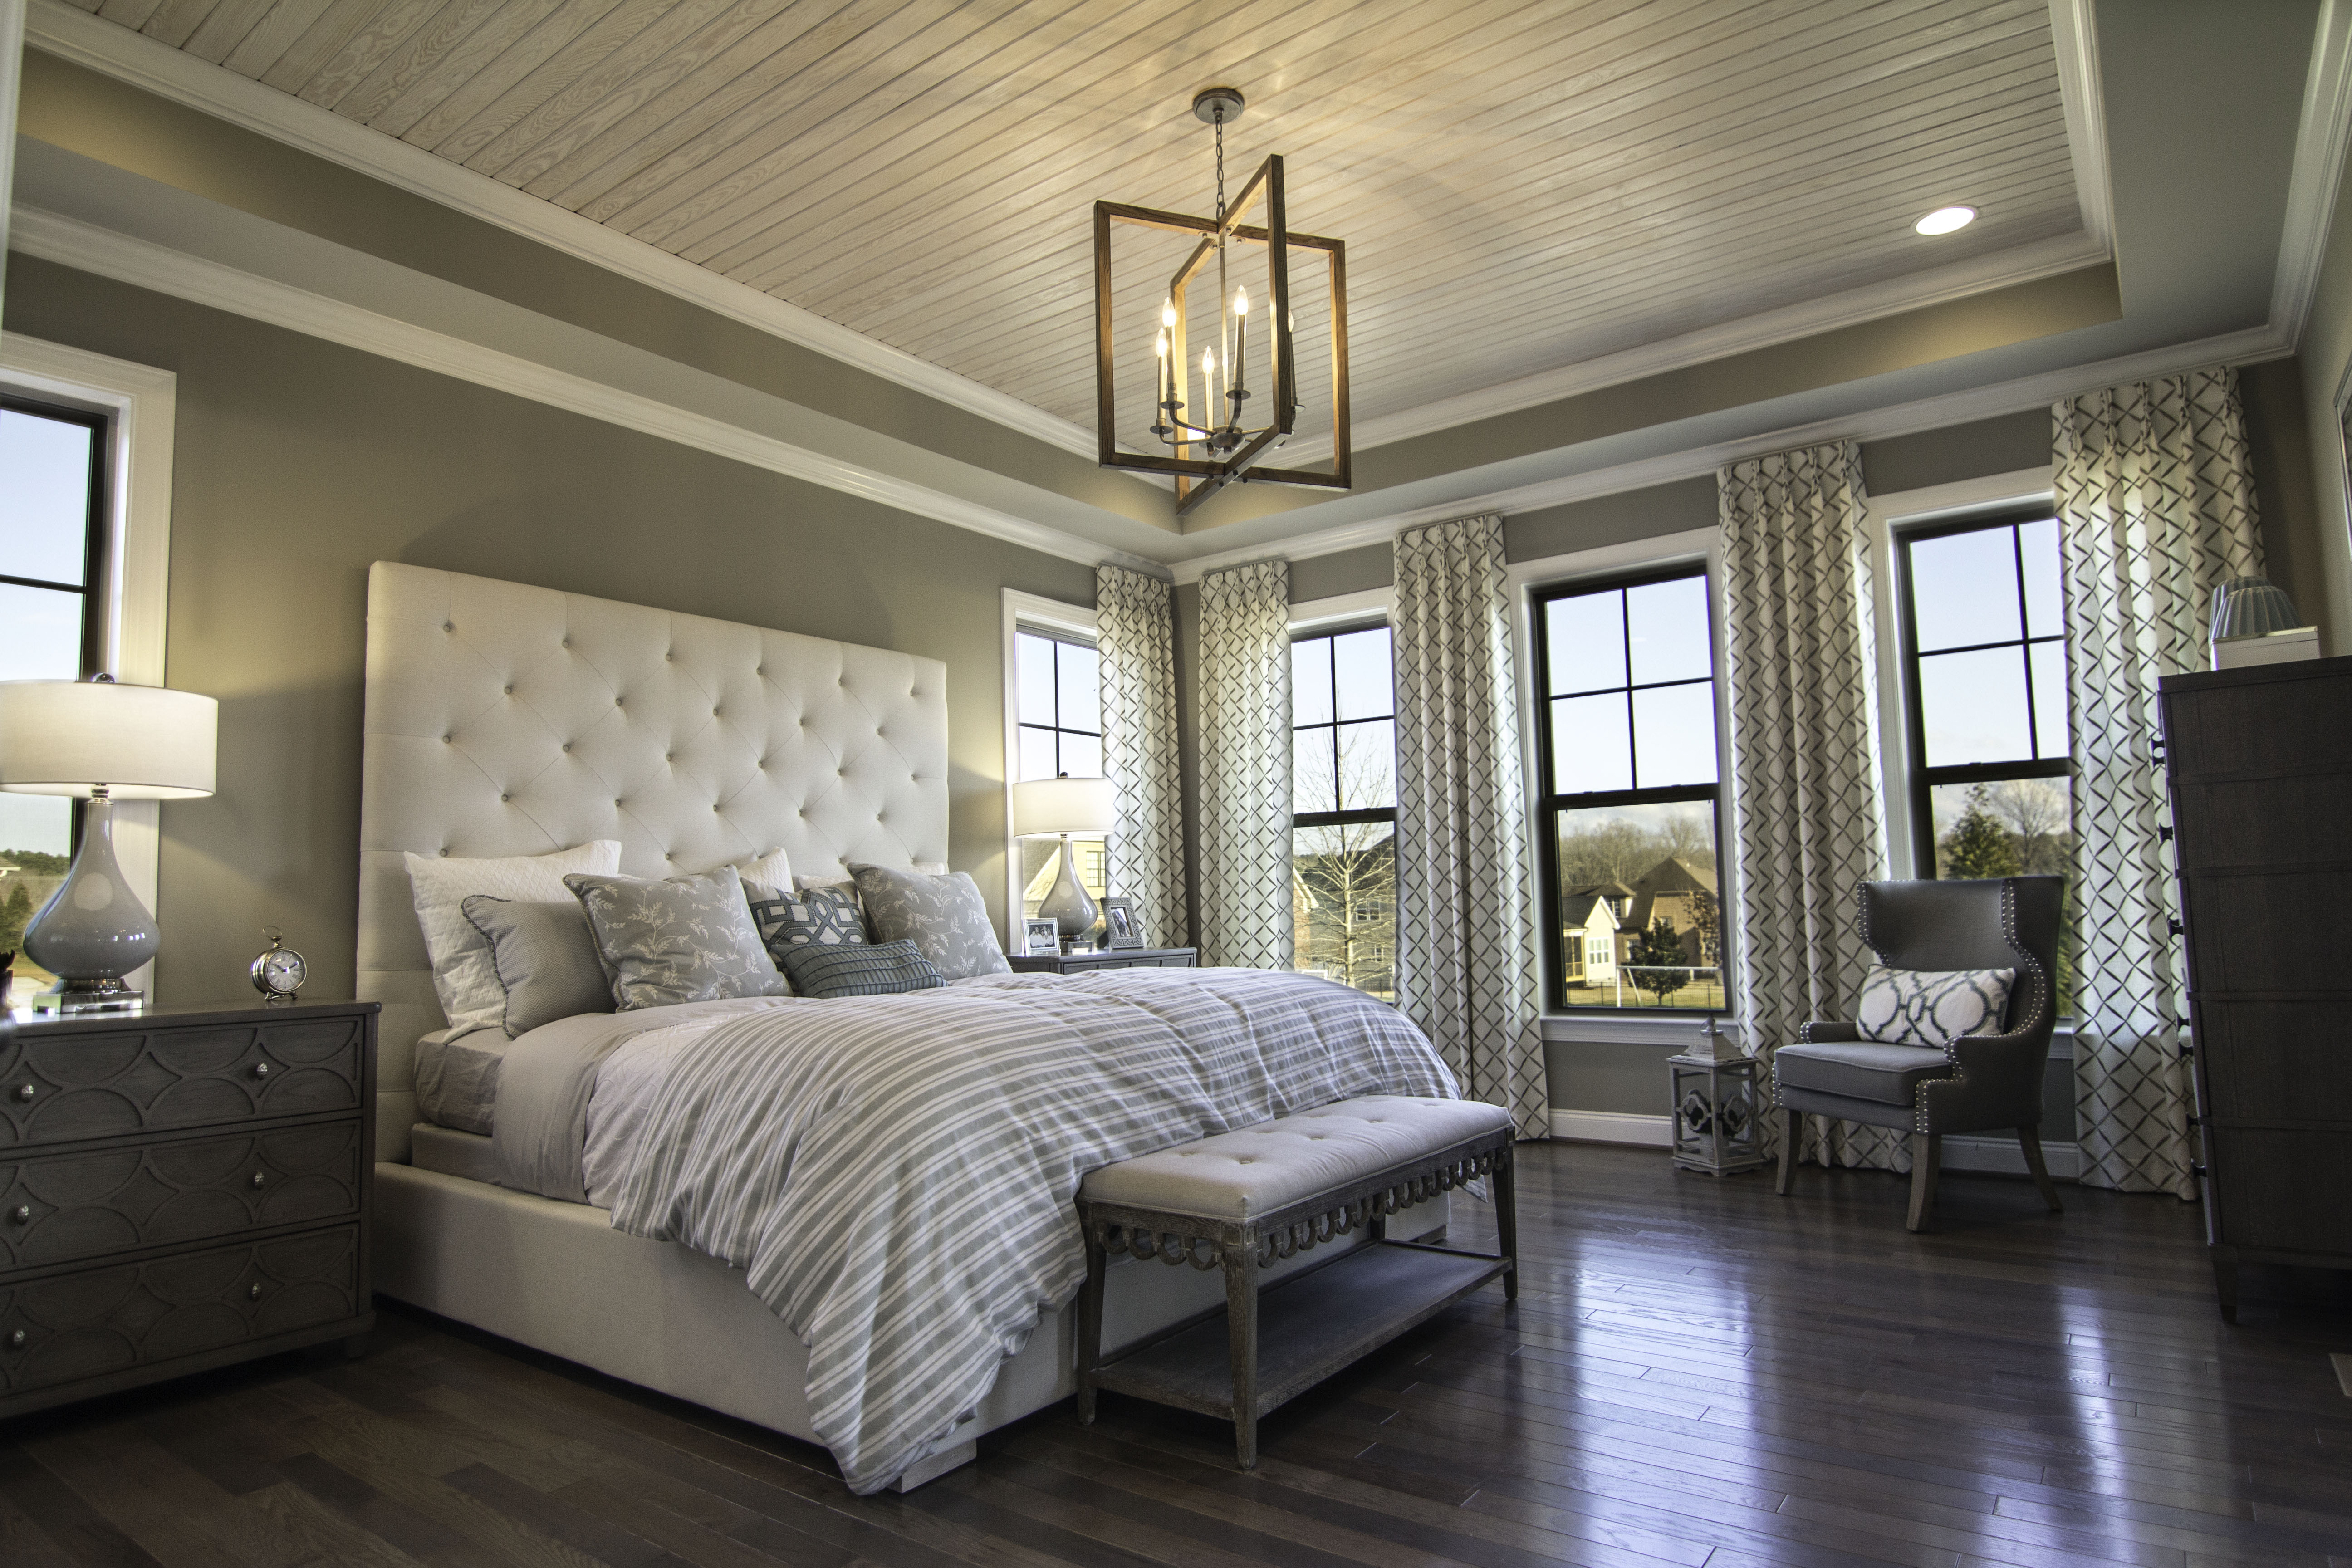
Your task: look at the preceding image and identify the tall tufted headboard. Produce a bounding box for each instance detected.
[357,563,950,1160]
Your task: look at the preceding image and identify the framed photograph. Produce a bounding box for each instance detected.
[1022,917,1063,957]
[1102,897,1144,950]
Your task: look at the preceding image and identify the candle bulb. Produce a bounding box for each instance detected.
[1232,285,1250,408]
[1154,330,1170,431]
[1200,349,1215,440]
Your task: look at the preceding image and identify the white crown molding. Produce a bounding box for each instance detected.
[10,206,1131,571]
[2048,0,2116,257]
[2275,0,2352,345]
[1283,230,2113,467]
[20,0,1098,461]
[1170,323,2290,583]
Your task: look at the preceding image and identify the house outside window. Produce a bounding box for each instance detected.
[0,394,109,988]
[1532,566,1725,1011]
[1013,628,1109,918]
[1895,512,2076,1011]
[1290,624,1396,1000]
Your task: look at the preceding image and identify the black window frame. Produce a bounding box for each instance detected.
[1289,618,1396,834]
[1892,507,2071,879]
[0,392,110,676]
[1530,561,1726,1014]
[1012,626,1102,783]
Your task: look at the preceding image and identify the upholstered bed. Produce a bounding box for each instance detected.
[359,563,1446,1491]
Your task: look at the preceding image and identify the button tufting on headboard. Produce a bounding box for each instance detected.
[356,562,951,1161]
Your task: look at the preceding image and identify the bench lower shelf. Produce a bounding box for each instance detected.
[1091,1240,1509,1423]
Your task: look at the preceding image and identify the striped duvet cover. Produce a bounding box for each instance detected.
[588,966,1460,1492]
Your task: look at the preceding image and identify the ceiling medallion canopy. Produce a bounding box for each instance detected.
[1092,88,1352,516]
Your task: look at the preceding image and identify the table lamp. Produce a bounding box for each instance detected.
[0,676,217,1011]
[1009,774,1116,946]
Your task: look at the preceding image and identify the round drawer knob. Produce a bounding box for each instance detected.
[8,1205,26,1225]
[250,1172,266,1189]
[6,1330,21,1349]
[248,1283,263,1301]
[12,1084,31,1102]
[250,1063,270,1080]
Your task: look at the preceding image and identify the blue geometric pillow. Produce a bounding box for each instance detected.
[1854,965,2016,1049]
[747,883,867,967]
[783,939,946,999]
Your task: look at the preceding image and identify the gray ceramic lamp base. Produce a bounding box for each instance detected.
[22,795,158,1012]
[1038,835,1100,946]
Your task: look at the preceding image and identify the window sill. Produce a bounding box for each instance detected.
[1540,1014,2078,1061]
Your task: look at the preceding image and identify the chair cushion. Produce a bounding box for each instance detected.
[1773,1041,1954,1107]
[1079,1095,1511,1221]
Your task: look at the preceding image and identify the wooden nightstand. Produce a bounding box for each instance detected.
[1008,947,1199,975]
[0,999,377,1419]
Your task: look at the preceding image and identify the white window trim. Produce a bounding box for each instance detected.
[0,333,179,995]
[1506,528,1730,1045]
[1287,587,1394,632]
[1000,588,1098,940]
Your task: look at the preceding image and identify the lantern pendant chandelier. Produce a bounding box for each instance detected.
[1093,87,1351,515]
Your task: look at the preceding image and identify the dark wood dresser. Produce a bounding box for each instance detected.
[0,1000,377,1418]
[1009,946,1199,975]
[2159,653,2352,1320]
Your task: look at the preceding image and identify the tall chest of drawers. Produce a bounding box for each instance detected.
[2158,655,2352,1321]
[0,1000,377,1418]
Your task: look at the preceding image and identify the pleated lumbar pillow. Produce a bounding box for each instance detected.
[782,939,946,999]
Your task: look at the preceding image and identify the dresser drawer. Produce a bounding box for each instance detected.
[0,1224,360,1398]
[0,1120,362,1275]
[0,1015,364,1147]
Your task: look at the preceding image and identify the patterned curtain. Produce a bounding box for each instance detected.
[1719,441,1896,1170]
[1197,560,1293,968]
[2056,367,2260,1199]
[1096,565,1188,949]
[1392,516,1549,1139]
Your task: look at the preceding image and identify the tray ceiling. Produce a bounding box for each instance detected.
[73,0,2091,445]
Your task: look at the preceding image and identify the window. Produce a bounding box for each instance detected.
[0,394,110,988]
[1290,624,1396,999]
[1013,628,1107,918]
[1896,513,2075,1011]
[1532,567,1724,1011]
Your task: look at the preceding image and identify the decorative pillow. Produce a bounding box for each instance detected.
[783,939,946,999]
[750,883,869,967]
[405,841,622,1034]
[1854,964,2017,1049]
[460,896,615,1038]
[732,848,794,897]
[849,863,1013,980]
[565,866,793,1010]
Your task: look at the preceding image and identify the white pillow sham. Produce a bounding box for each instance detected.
[406,841,622,1034]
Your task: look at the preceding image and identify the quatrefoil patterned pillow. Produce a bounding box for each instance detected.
[1853,964,2017,1050]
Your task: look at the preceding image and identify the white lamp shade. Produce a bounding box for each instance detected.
[1010,775,1116,837]
[0,680,218,799]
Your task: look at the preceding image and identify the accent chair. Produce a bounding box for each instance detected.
[1772,876,2065,1231]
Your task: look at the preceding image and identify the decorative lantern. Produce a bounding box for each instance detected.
[1669,1018,1767,1176]
[1091,88,1350,516]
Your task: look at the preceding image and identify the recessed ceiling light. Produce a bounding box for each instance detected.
[1915,205,1977,236]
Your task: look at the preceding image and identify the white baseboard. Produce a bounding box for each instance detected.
[1545,1110,2084,1179]
[1548,1111,1674,1147]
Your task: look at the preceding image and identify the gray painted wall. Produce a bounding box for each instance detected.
[3,255,1095,1009]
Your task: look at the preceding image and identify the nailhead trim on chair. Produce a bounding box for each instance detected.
[1910,877,2050,1134]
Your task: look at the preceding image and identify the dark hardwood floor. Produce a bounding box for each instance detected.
[5,1142,2350,1568]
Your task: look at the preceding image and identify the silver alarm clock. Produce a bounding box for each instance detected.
[250,926,307,1005]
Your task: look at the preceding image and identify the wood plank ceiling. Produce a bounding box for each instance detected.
[78,0,2086,448]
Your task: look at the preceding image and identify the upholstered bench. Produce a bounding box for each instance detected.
[1074,1095,1517,1468]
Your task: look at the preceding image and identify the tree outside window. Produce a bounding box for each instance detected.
[1291,626,1396,1000]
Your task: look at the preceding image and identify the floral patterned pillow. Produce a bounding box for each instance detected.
[1853,964,2016,1049]
[848,863,1013,980]
[564,866,793,1010]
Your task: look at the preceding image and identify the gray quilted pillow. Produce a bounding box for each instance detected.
[848,863,1012,980]
[565,867,793,1010]
[1853,965,2015,1049]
